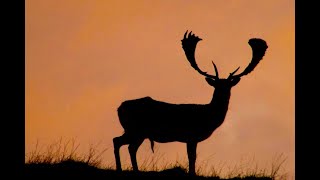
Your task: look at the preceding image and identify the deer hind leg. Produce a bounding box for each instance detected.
[187,142,198,175]
[113,134,130,171]
[128,138,144,172]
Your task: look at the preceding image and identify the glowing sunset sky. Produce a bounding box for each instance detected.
[26,0,294,178]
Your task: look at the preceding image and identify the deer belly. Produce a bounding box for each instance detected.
[145,122,213,143]
[149,130,214,143]
[149,132,192,143]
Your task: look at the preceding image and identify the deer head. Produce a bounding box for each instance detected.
[181,31,268,90]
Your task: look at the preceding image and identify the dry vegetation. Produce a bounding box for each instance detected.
[25,139,288,179]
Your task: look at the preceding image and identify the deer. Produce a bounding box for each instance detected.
[113,31,268,175]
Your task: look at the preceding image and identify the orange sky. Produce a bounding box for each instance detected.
[26,0,294,178]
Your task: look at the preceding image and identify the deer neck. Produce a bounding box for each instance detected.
[209,88,231,121]
[190,88,232,141]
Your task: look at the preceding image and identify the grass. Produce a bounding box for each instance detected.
[25,139,288,179]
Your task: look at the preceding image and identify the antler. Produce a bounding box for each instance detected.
[230,38,268,79]
[181,30,219,79]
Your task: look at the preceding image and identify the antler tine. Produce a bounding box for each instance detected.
[184,30,188,39]
[212,61,219,78]
[228,66,240,79]
[181,30,217,79]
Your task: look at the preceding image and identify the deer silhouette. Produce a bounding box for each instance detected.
[113,31,268,175]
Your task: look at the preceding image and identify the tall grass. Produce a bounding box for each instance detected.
[26,138,108,168]
[26,139,288,179]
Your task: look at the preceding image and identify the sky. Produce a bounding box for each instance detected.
[26,0,294,178]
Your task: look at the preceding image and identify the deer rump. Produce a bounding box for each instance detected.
[117,96,224,143]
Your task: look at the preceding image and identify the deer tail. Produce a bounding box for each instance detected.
[149,138,154,153]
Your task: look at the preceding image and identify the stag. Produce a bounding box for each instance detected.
[113,31,268,175]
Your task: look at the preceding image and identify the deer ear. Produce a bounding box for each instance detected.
[205,77,216,87]
[230,77,241,86]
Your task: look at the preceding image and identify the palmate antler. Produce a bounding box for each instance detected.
[232,38,268,78]
[181,30,268,79]
[181,31,219,79]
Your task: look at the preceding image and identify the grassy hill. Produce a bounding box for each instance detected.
[25,159,274,179]
[25,139,286,179]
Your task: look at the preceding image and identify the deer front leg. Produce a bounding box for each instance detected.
[187,142,197,175]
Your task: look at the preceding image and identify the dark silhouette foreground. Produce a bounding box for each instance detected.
[113,31,268,175]
[25,160,273,179]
